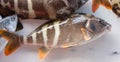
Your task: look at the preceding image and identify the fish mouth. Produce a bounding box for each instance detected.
[106,24,112,31]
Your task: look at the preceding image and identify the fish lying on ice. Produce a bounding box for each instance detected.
[0,0,88,20]
[0,0,88,31]
[0,13,111,59]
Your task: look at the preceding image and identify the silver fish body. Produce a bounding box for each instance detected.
[20,13,111,48]
[0,0,88,20]
[0,13,111,58]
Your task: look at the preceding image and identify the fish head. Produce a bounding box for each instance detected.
[85,17,111,36]
[68,13,111,46]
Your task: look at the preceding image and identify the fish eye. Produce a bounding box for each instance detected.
[85,19,98,33]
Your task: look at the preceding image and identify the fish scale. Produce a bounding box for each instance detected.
[0,0,88,20]
[0,13,111,59]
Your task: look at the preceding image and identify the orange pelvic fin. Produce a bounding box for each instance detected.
[38,46,51,59]
[0,30,21,56]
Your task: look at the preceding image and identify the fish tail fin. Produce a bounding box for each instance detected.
[0,30,21,56]
[101,0,112,10]
[15,19,23,31]
[92,0,101,12]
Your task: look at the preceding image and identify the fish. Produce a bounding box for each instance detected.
[0,15,19,32]
[109,0,120,17]
[0,0,88,31]
[0,0,88,20]
[0,5,23,31]
[92,0,112,12]
[0,13,111,59]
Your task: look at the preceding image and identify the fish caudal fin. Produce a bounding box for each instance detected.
[39,46,51,59]
[92,0,101,12]
[92,0,112,12]
[0,30,21,56]
[101,0,112,10]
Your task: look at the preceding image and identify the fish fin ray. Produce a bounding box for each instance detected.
[38,46,52,59]
[81,28,91,41]
[101,0,112,10]
[92,0,101,12]
[0,30,21,56]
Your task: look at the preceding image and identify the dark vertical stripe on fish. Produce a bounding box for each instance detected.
[17,0,29,18]
[31,0,48,19]
[36,33,44,45]
[27,36,33,44]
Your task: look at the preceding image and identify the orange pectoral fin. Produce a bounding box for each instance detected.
[38,47,51,59]
[81,28,91,41]
[92,0,101,12]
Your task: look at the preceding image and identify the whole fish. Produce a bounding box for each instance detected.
[0,15,18,32]
[0,0,88,31]
[109,0,120,17]
[0,13,111,59]
[92,0,112,12]
[0,0,88,20]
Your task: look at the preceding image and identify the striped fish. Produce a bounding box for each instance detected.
[109,0,120,17]
[0,13,111,59]
[0,0,88,20]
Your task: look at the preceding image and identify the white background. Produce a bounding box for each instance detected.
[1,0,120,62]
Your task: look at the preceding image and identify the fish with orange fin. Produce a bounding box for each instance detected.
[92,0,112,12]
[0,13,111,59]
[0,0,88,31]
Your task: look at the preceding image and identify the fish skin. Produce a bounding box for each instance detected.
[92,0,112,12]
[109,0,120,17]
[0,0,88,20]
[0,13,111,59]
[0,0,88,31]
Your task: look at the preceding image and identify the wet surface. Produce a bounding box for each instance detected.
[0,0,120,62]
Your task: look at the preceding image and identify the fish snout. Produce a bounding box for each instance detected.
[106,24,112,31]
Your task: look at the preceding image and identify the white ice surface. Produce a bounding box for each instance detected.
[1,0,120,62]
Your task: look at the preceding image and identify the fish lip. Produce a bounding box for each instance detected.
[106,24,112,31]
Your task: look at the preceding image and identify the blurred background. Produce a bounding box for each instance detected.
[0,0,120,62]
